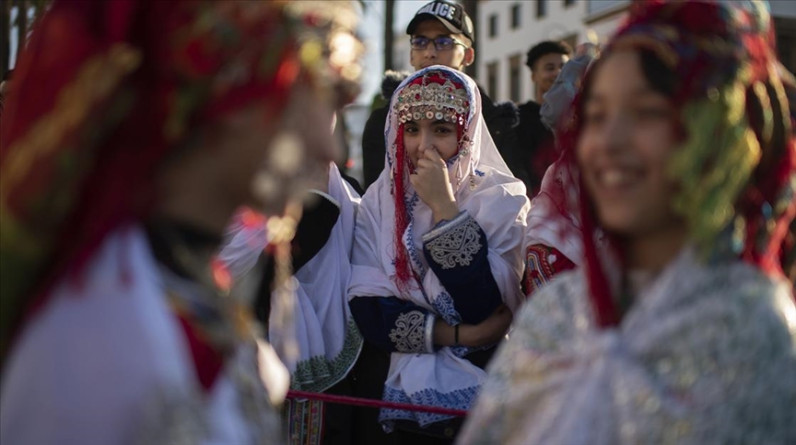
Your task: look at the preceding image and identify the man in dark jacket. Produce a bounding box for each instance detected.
[360,0,519,189]
[513,40,571,197]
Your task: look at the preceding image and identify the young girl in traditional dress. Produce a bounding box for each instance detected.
[459,1,796,444]
[347,66,530,443]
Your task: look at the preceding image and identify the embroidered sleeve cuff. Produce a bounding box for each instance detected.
[388,310,429,353]
[424,313,436,353]
[422,212,486,270]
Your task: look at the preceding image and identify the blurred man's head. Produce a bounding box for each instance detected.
[407,1,474,71]
[526,40,571,101]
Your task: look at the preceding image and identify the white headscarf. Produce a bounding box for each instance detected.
[347,66,529,427]
[218,164,362,393]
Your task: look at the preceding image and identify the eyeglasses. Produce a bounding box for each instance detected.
[410,36,466,51]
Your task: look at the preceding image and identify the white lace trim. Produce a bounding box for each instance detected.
[423,213,482,269]
[388,310,427,353]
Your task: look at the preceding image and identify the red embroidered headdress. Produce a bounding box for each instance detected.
[0,0,363,358]
[553,0,795,327]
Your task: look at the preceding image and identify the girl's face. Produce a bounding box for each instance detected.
[577,50,684,240]
[403,118,459,168]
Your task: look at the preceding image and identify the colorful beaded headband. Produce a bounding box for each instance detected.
[394,74,469,125]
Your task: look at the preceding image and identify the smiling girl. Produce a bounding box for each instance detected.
[347,66,529,443]
[459,1,796,444]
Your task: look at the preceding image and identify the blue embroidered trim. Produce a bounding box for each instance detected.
[449,345,472,357]
[474,169,485,177]
[379,384,479,427]
[431,291,461,326]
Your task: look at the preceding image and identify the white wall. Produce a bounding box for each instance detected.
[477,0,594,103]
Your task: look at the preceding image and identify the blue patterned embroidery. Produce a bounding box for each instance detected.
[449,345,472,357]
[474,169,485,177]
[429,293,481,357]
[432,291,461,326]
[380,384,479,427]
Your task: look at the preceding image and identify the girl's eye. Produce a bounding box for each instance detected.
[435,126,453,134]
[404,124,418,134]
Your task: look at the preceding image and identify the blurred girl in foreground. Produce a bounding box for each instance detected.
[459,1,796,444]
[0,0,361,442]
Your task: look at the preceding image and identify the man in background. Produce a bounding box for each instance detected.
[360,0,519,189]
[512,40,571,197]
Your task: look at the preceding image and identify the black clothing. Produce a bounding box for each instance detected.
[478,88,521,167]
[145,219,222,281]
[253,194,341,325]
[361,104,390,188]
[349,341,399,445]
[513,100,556,197]
[349,213,501,355]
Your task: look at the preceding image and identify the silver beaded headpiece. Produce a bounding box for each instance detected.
[393,75,469,125]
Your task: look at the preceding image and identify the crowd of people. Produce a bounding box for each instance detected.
[0,0,794,444]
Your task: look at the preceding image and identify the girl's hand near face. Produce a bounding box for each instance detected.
[410,148,459,223]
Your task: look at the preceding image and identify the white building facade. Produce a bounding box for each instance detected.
[475,0,628,104]
[474,0,796,104]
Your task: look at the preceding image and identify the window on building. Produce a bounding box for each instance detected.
[487,61,499,100]
[509,55,522,103]
[536,0,547,18]
[564,0,576,7]
[511,4,521,29]
[489,14,498,38]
